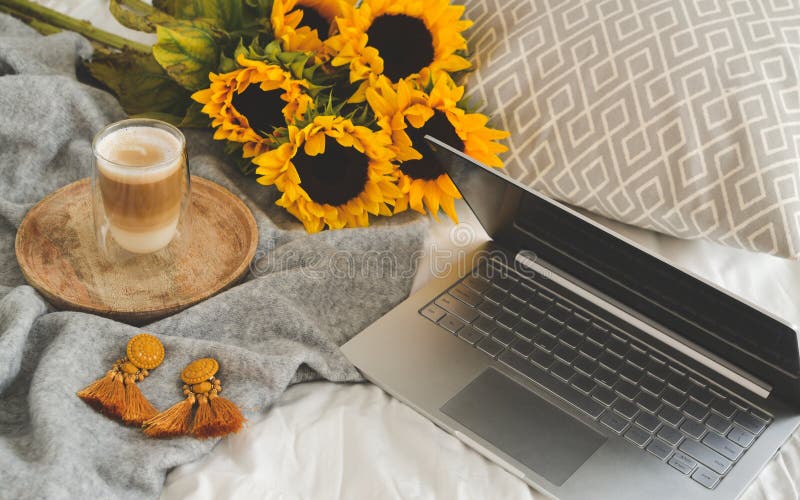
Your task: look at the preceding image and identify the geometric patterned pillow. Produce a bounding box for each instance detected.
[464,0,800,258]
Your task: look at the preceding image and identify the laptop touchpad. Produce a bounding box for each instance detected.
[441,369,606,486]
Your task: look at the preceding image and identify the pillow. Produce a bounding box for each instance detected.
[464,0,800,259]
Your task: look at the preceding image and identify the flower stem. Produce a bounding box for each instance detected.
[0,0,151,53]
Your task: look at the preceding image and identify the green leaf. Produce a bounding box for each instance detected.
[180,101,210,128]
[151,0,243,30]
[109,0,175,33]
[86,49,190,116]
[152,21,219,91]
[128,112,185,126]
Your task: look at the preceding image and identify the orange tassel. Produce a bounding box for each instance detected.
[77,334,165,426]
[76,369,125,417]
[194,393,245,438]
[121,377,159,425]
[144,357,245,439]
[142,396,195,437]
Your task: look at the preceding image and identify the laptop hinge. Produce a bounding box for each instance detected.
[515,251,773,399]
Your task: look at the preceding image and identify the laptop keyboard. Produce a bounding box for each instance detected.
[419,259,772,490]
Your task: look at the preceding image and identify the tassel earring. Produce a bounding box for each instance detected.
[77,333,165,426]
[143,357,245,439]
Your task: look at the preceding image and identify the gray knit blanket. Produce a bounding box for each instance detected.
[0,15,426,500]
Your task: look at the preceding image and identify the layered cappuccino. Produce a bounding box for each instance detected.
[94,122,188,254]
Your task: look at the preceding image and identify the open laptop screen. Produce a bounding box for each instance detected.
[427,137,800,381]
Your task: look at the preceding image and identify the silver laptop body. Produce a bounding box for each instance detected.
[341,137,800,499]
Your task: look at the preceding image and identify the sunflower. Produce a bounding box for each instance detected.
[271,0,353,57]
[252,115,402,232]
[366,74,509,222]
[192,55,314,158]
[327,0,472,98]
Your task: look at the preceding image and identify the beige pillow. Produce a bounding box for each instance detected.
[465,0,800,258]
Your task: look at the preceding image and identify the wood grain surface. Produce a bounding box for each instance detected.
[15,177,258,325]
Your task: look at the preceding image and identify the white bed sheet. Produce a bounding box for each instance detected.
[27,3,800,498]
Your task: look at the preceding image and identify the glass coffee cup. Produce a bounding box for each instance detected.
[91,118,190,260]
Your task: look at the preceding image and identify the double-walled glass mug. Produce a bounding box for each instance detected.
[92,118,191,261]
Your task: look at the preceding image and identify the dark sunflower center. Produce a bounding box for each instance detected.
[366,14,434,82]
[402,110,464,180]
[293,136,369,206]
[293,6,330,40]
[231,85,286,135]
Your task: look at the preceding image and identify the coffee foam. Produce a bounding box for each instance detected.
[96,126,183,183]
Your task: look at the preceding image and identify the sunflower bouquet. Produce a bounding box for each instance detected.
[4,0,509,232]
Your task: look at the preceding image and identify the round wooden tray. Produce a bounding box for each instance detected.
[15,177,258,325]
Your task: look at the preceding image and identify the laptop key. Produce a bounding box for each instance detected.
[560,328,583,349]
[553,343,578,364]
[688,385,714,406]
[659,406,684,427]
[420,303,446,322]
[669,376,692,394]
[492,327,516,346]
[477,301,502,318]
[529,347,554,370]
[529,293,553,312]
[620,363,643,384]
[727,426,756,448]
[483,286,506,304]
[497,351,603,419]
[646,439,673,461]
[548,304,572,323]
[600,411,628,434]
[521,307,546,325]
[599,352,624,371]
[692,466,721,489]
[502,295,527,314]
[702,432,744,461]
[571,373,595,395]
[438,314,465,333]
[463,275,491,293]
[494,275,516,291]
[584,324,608,345]
[657,425,684,446]
[662,388,685,408]
[573,355,596,376]
[566,315,591,333]
[640,375,665,396]
[668,451,697,475]
[706,414,731,435]
[625,426,651,447]
[614,399,639,420]
[496,311,519,330]
[550,361,574,382]
[627,348,649,369]
[539,316,563,336]
[635,413,661,433]
[458,326,484,345]
[648,362,673,382]
[435,295,479,322]
[535,334,558,353]
[680,419,706,440]
[683,400,708,421]
[614,380,638,401]
[579,340,603,359]
[734,411,766,435]
[710,399,737,419]
[472,316,496,335]
[509,282,535,300]
[594,367,616,388]
[606,335,628,357]
[477,337,504,357]
[514,323,537,342]
[636,392,661,414]
[510,339,536,358]
[450,286,482,307]
[592,387,616,406]
[679,439,732,475]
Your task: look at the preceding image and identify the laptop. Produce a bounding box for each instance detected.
[341,136,800,499]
